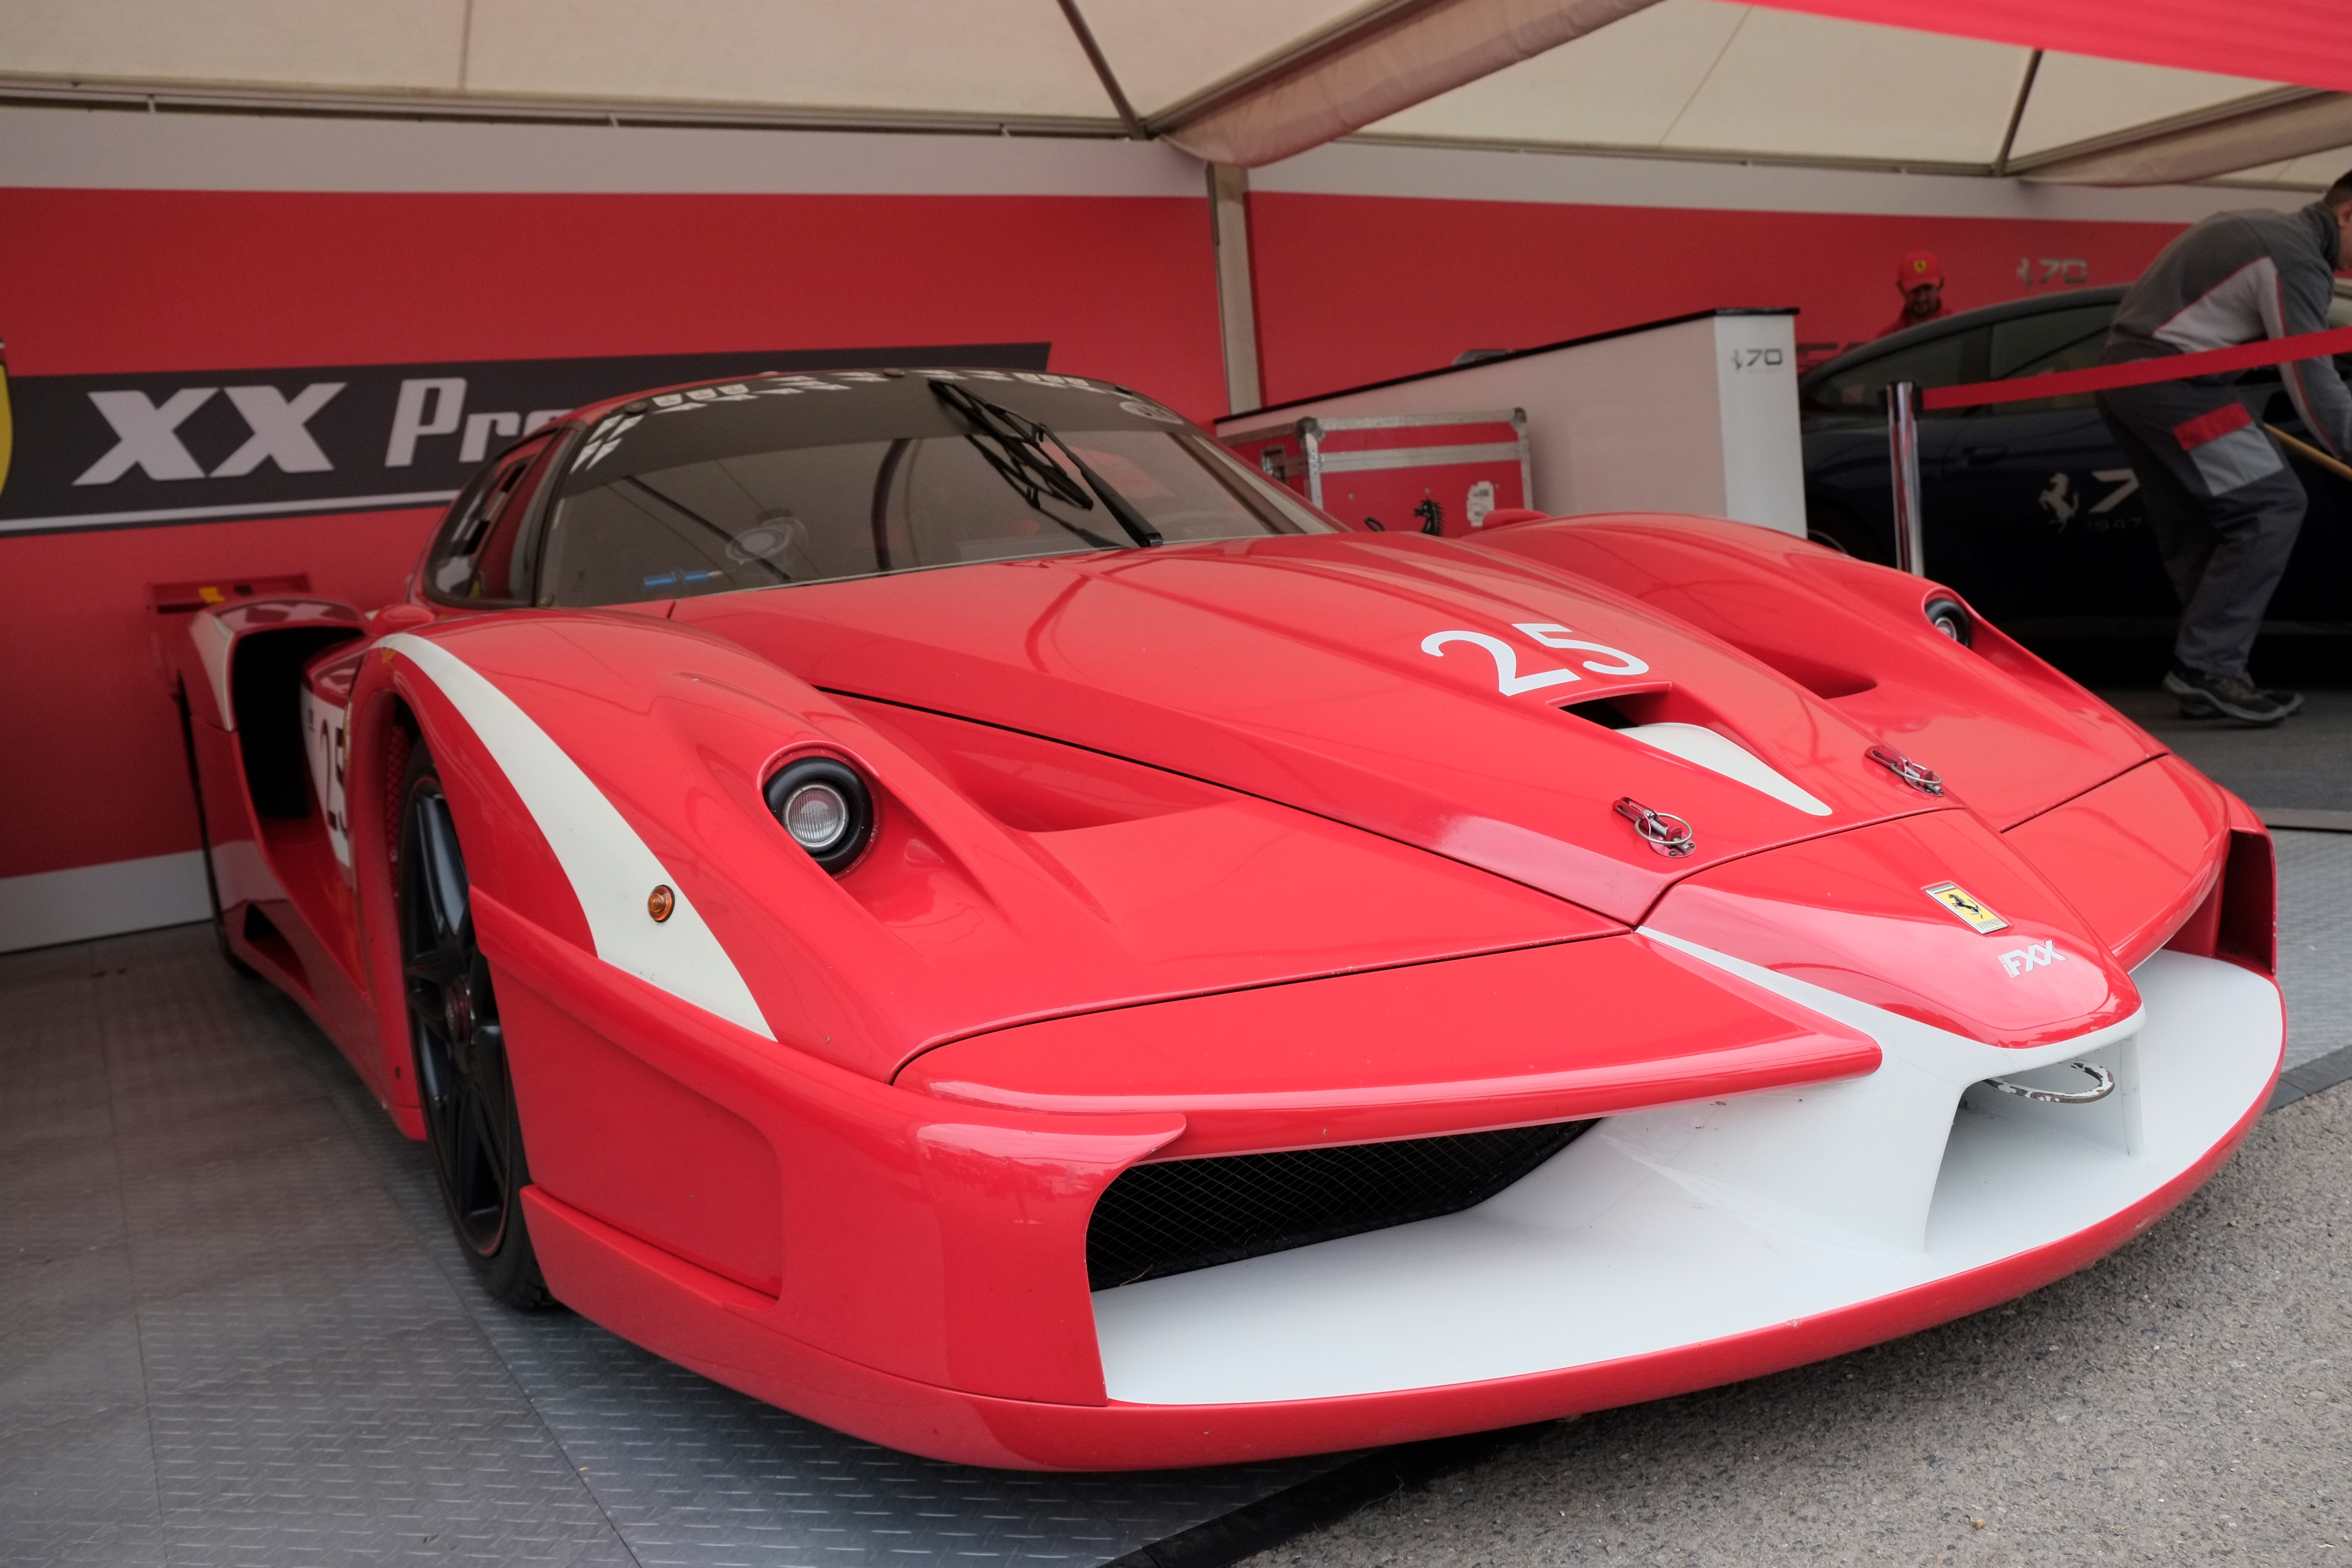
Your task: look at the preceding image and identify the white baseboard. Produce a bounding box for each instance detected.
[0,851,213,954]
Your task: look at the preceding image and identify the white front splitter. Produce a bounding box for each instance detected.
[1092,946,2279,1406]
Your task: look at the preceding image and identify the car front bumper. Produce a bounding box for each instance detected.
[487,884,2279,1471]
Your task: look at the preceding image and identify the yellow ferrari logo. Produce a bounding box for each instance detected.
[1924,881,2008,934]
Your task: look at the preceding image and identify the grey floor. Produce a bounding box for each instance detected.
[0,927,1331,1568]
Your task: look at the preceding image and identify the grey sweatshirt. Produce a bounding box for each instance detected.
[2104,201,2351,460]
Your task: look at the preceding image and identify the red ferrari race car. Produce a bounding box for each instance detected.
[173,366,2283,1471]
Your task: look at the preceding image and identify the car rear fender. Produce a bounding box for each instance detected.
[174,595,364,836]
[172,597,371,1057]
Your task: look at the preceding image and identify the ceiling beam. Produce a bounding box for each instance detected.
[1991,49,2040,178]
[0,73,1129,140]
[1055,0,1146,139]
[2015,86,2352,185]
[1148,0,1664,169]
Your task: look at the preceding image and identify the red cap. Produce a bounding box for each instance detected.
[1898,250,1943,289]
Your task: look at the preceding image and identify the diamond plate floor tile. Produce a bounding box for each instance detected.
[0,926,635,1568]
[0,1246,145,1410]
[460,1311,1327,1568]
[2275,829,2352,1070]
[1,922,1346,1568]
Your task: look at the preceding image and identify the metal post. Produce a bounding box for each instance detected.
[1886,380,1925,576]
[1207,164,1262,416]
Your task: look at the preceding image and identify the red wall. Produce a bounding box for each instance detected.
[0,188,1223,882]
[1246,192,2189,407]
[0,177,2217,891]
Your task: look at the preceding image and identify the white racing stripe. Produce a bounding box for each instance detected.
[1618,722,1830,816]
[383,633,773,1040]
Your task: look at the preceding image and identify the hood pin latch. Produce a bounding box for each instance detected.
[1866,745,1945,796]
[1614,796,1696,858]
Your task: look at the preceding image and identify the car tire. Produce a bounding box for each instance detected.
[1806,503,1889,566]
[395,741,551,1309]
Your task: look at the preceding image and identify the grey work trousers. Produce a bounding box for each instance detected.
[2095,378,2305,683]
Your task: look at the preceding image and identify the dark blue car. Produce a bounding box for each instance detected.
[1800,285,2352,637]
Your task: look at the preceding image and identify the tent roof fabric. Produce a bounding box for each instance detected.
[0,0,2342,187]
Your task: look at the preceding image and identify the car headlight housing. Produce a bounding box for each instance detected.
[1923,595,1973,646]
[764,755,874,873]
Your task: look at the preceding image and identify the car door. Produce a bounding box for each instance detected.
[1930,301,2177,629]
[1798,325,1984,562]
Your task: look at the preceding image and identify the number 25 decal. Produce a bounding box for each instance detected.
[1421,622,1648,695]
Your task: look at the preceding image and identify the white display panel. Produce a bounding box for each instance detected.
[1214,309,1809,537]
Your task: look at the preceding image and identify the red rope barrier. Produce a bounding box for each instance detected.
[1917,323,2352,410]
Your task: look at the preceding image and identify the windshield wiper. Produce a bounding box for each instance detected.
[930,380,1162,548]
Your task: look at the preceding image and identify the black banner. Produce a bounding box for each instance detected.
[0,342,1050,537]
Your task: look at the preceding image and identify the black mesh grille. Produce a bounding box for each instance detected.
[1086,1121,1592,1290]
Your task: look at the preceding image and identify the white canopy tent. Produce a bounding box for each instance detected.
[2,0,2346,188]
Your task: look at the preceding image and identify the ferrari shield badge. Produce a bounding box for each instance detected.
[1923,881,2008,934]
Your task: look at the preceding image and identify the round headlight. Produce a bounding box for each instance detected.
[783,781,850,852]
[763,756,873,873]
[1923,595,1973,646]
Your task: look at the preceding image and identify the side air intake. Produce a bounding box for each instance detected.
[1086,1121,1592,1291]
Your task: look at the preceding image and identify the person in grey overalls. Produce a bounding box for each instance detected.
[2097,170,2352,724]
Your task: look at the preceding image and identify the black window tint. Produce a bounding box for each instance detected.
[539,429,1332,608]
[1974,305,2116,415]
[1986,304,2114,381]
[426,436,552,603]
[1038,429,1337,541]
[1808,330,1981,413]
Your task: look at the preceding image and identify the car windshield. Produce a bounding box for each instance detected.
[536,370,1338,607]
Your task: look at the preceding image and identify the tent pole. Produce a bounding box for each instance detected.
[1209,164,1264,415]
[1886,380,1925,576]
[1993,49,2041,176]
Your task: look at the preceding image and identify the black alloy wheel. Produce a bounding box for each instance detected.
[397,744,550,1307]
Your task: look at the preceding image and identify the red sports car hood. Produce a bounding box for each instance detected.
[677,533,1964,925]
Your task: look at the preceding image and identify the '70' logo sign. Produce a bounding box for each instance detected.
[1422,623,1647,695]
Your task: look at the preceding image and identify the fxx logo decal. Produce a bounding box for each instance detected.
[1999,941,2068,978]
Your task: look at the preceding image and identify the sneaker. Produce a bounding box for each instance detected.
[2177,687,2303,719]
[2164,667,2300,725]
